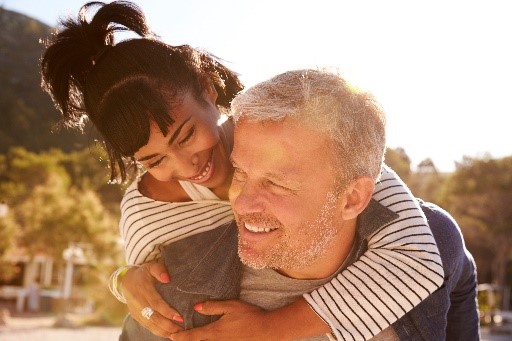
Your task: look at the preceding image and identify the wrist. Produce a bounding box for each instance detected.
[265,298,331,340]
[108,264,139,303]
[263,309,294,341]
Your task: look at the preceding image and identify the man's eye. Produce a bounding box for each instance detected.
[267,180,287,190]
[179,127,195,146]
[233,167,246,181]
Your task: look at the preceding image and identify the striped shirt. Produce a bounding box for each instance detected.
[118,165,444,340]
[119,179,233,265]
[304,166,444,340]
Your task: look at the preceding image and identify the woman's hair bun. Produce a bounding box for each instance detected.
[41,1,153,128]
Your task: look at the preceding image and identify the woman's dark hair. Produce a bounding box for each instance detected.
[41,1,243,181]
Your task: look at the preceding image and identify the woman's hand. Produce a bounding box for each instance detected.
[122,260,184,338]
[170,298,331,341]
[170,300,273,341]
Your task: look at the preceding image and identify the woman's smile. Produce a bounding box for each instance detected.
[188,151,214,183]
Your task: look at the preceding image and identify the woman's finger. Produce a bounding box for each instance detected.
[145,259,171,283]
[131,308,184,337]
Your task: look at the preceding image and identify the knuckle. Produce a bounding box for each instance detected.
[147,296,165,307]
[152,314,181,334]
[156,302,176,315]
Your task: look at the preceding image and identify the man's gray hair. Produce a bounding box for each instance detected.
[230,69,386,184]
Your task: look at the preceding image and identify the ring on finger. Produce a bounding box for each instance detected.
[141,306,154,320]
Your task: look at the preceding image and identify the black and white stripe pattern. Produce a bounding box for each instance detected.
[304,166,444,340]
[119,183,233,265]
[118,168,443,339]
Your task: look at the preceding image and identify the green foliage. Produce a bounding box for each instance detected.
[406,158,448,204]
[417,158,438,174]
[0,212,17,281]
[438,156,512,287]
[82,265,128,326]
[59,145,125,213]
[384,147,412,181]
[0,147,70,203]
[386,149,511,287]
[0,146,126,324]
[16,185,118,260]
[445,156,512,194]
[0,146,123,279]
[0,217,15,255]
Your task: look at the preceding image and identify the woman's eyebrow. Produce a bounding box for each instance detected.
[168,116,192,146]
[136,116,192,162]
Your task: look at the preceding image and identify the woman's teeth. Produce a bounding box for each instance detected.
[191,161,211,180]
[245,223,276,233]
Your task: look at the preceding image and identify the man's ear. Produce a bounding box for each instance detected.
[340,176,375,220]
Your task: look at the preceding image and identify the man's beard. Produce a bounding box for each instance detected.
[236,191,340,272]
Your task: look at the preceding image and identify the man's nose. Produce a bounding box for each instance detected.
[231,181,265,215]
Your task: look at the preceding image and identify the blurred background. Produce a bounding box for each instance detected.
[0,0,510,339]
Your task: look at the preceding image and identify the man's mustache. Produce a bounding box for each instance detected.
[236,212,284,230]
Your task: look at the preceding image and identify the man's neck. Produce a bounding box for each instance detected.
[276,219,358,280]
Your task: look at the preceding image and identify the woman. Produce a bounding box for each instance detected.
[41,1,444,340]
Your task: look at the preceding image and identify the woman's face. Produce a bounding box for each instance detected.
[133,88,233,191]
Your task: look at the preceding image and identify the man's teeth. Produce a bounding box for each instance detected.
[245,223,276,233]
[192,161,211,180]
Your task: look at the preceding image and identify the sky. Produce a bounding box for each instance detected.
[2,0,511,172]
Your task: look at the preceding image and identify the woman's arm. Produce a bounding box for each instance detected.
[113,176,234,338]
[171,298,329,341]
[119,176,233,265]
[304,165,444,340]
[119,166,445,340]
[120,260,184,338]
[172,165,444,341]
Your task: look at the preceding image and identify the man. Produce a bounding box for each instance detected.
[171,70,479,340]
[182,70,478,340]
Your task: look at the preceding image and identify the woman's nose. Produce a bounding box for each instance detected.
[191,153,199,167]
[170,150,201,179]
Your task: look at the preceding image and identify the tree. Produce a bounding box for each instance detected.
[384,147,412,181]
[408,158,447,203]
[417,158,438,174]
[0,147,123,277]
[59,145,126,213]
[438,156,512,287]
[15,175,119,261]
[0,196,16,281]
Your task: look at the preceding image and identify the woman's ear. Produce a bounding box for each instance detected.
[340,176,375,220]
[202,77,218,104]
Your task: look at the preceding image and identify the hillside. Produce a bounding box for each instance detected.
[0,7,93,153]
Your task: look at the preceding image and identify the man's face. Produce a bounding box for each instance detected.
[229,117,345,277]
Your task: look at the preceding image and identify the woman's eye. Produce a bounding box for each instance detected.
[148,157,164,169]
[179,127,195,146]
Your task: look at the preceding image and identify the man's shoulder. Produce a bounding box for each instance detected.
[417,200,470,271]
[395,200,479,341]
[417,200,463,242]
